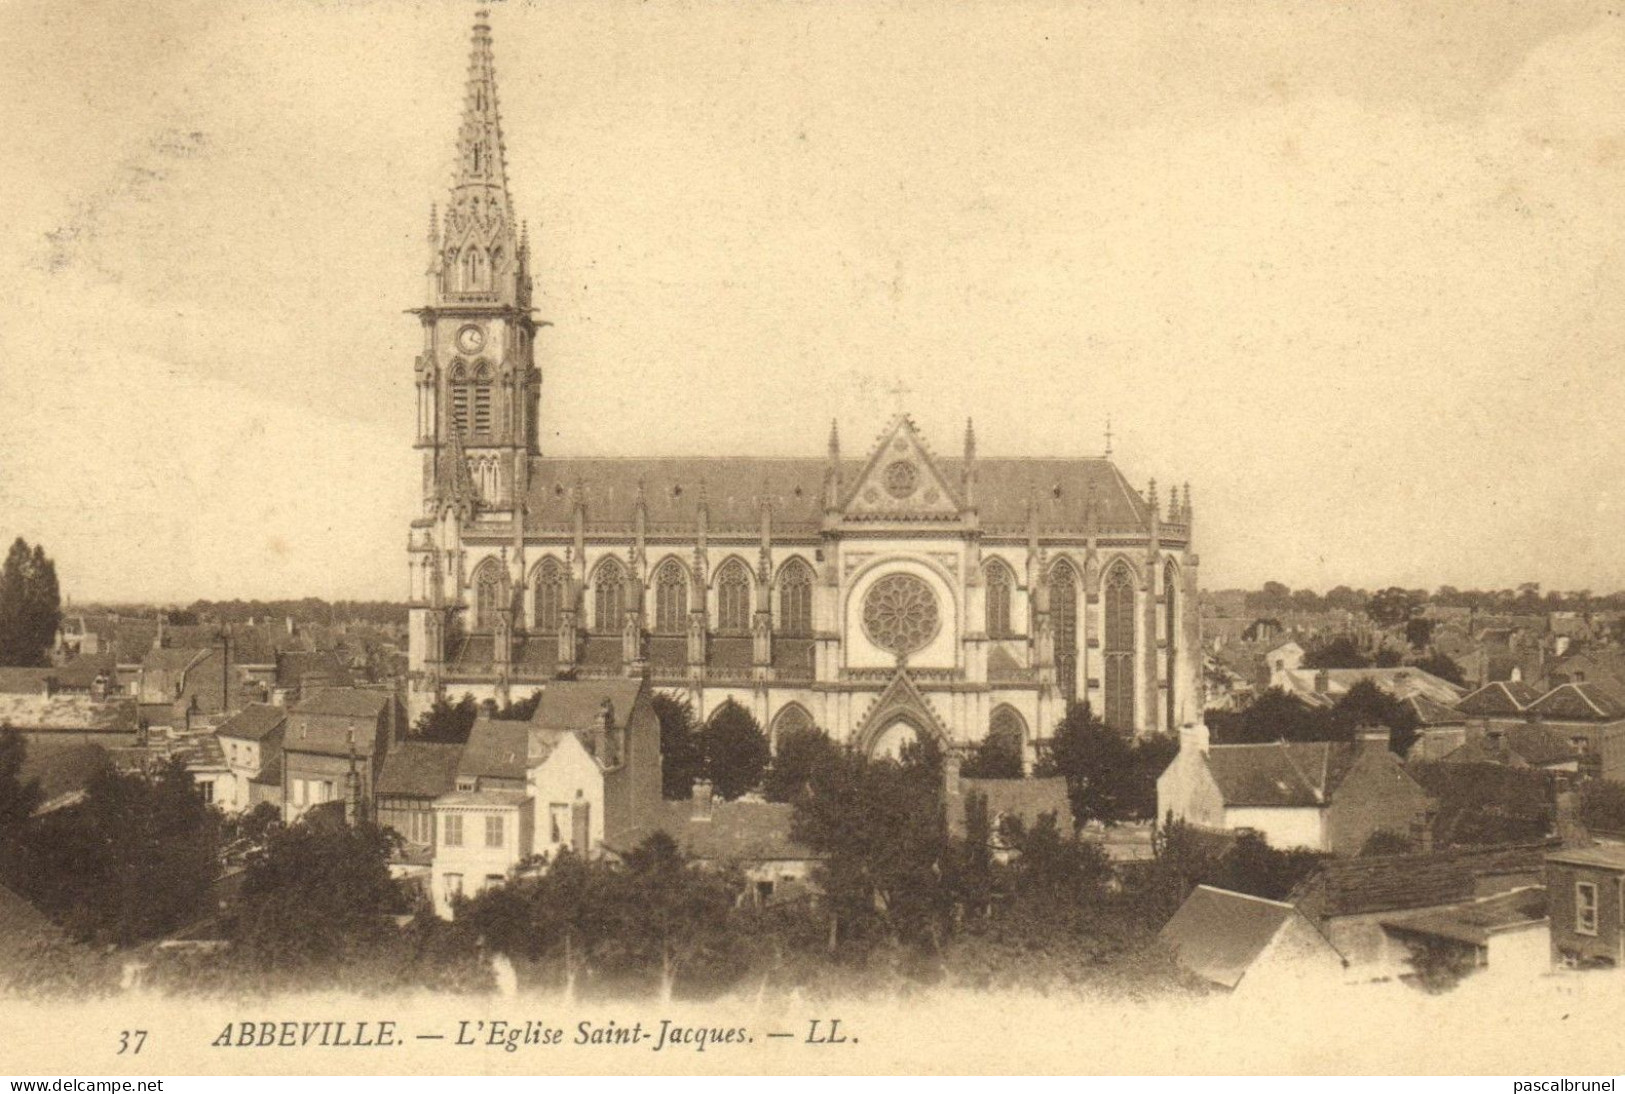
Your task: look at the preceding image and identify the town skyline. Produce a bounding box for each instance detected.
[2,1,1622,603]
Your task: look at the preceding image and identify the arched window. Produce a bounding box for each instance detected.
[1164,560,1178,733]
[1104,562,1137,732]
[770,702,816,745]
[490,247,503,277]
[1049,561,1079,704]
[462,246,486,291]
[533,558,566,635]
[985,560,1014,638]
[593,558,626,634]
[654,558,689,634]
[716,558,752,632]
[986,704,1027,770]
[472,362,493,436]
[449,362,470,435]
[777,558,813,635]
[472,561,506,630]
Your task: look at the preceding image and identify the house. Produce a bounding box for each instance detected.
[1520,683,1625,780]
[432,788,533,915]
[1378,886,1549,984]
[280,688,401,823]
[1440,724,1579,773]
[1156,723,1432,854]
[1291,842,1553,975]
[213,704,288,814]
[375,740,463,862]
[1546,844,1625,969]
[1403,693,1470,762]
[1159,885,1346,995]
[0,691,140,749]
[1270,666,1465,710]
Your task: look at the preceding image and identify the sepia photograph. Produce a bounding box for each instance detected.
[1,0,1624,1078]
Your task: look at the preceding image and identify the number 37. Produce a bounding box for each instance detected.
[118,1030,147,1055]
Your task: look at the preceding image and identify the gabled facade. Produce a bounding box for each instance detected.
[214,703,288,814]
[1160,885,1345,994]
[280,688,401,823]
[404,14,1204,755]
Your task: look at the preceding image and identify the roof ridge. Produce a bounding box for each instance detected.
[1193,884,1298,910]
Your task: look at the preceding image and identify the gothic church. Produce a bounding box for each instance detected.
[407,13,1203,761]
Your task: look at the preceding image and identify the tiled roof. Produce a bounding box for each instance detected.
[50,654,116,690]
[532,678,644,733]
[0,694,138,734]
[284,690,392,757]
[142,646,214,674]
[377,741,464,798]
[1203,741,1357,808]
[1292,842,1555,920]
[293,687,392,720]
[1527,682,1625,721]
[458,718,528,781]
[1456,680,1540,716]
[1159,886,1308,990]
[216,703,287,743]
[275,650,351,689]
[522,455,1152,535]
[611,798,811,863]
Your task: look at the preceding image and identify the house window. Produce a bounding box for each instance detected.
[444,873,463,899]
[485,814,504,848]
[483,874,504,892]
[198,780,214,804]
[444,813,464,848]
[408,810,433,845]
[1577,881,1599,936]
[550,803,570,846]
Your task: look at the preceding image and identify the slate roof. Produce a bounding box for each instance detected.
[376,741,464,799]
[1526,682,1625,722]
[293,687,392,720]
[284,689,392,757]
[458,718,528,781]
[275,650,352,690]
[1159,886,1317,990]
[610,799,811,863]
[1456,680,1541,716]
[142,646,214,674]
[522,455,1154,535]
[1292,842,1555,920]
[1380,887,1548,946]
[215,703,287,743]
[1203,742,1358,808]
[1443,725,1575,768]
[531,678,644,733]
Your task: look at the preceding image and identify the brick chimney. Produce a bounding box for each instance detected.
[691,779,714,821]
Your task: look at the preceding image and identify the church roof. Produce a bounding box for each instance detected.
[522,454,1153,536]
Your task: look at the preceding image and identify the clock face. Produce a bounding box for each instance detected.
[455,324,485,354]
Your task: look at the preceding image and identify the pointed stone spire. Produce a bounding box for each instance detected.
[962,417,978,513]
[828,419,841,463]
[964,418,977,463]
[453,10,513,221]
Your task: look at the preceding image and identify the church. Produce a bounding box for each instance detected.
[406,12,1203,762]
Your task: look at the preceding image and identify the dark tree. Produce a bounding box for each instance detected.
[1577,779,1625,835]
[1328,678,1420,756]
[1048,702,1133,827]
[21,758,219,945]
[1302,636,1371,669]
[762,724,841,803]
[1360,829,1417,857]
[413,693,479,743]
[652,692,705,800]
[960,729,1023,779]
[1205,688,1333,744]
[1372,647,1405,667]
[1204,831,1327,901]
[1367,586,1419,627]
[1413,652,1466,687]
[0,539,61,668]
[493,689,543,721]
[1410,761,1553,847]
[1404,617,1435,649]
[0,726,41,886]
[233,819,403,970]
[696,699,771,801]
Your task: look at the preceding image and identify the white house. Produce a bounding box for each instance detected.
[213,704,287,814]
[1160,885,1346,995]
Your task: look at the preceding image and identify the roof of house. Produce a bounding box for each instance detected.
[1202,741,1362,808]
[1277,667,1464,708]
[142,645,215,674]
[531,678,645,733]
[215,703,288,743]
[292,687,392,720]
[1406,694,1467,727]
[1292,842,1555,920]
[0,693,138,734]
[284,689,392,757]
[1456,680,1542,716]
[1444,725,1576,769]
[610,798,812,863]
[275,650,352,690]
[954,776,1074,834]
[50,653,116,690]
[1546,845,1625,871]
[0,667,54,694]
[1159,886,1322,990]
[1380,887,1548,946]
[435,789,529,808]
[458,718,529,781]
[376,741,464,799]
[1526,682,1625,722]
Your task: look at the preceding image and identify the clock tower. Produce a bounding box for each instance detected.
[408,10,539,704]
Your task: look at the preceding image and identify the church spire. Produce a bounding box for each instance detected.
[432,10,527,308]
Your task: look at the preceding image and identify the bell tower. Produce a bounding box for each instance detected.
[408,10,539,713]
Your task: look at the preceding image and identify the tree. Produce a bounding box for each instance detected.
[1413,651,1466,687]
[762,724,840,803]
[232,817,403,970]
[413,693,478,743]
[493,689,543,721]
[1328,678,1420,756]
[652,692,704,800]
[1205,688,1332,744]
[1048,703,1134,827]
[1302,636,1372,670]
[959,729,1023,779]
[1324,586,1366,612]
[1410,761,1553,847]
[20,758,218,945]
[1577,780,1625,835]
[0,726,41,886]
[1204,830,1327,901]
[610,833,741,1001]
[1367,586,1418,627]
[1404,617,1435,650]
[696,699,770,801]
[0,539,61,667]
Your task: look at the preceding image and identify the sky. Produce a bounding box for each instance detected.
[0,0,1622,604]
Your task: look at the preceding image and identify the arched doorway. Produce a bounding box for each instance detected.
[870,718,922,760]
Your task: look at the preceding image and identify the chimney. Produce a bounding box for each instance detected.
[1179,721,1211,755]
[1356,724,1391,754]
[1485,726,1505,754]
[691,779,714,821]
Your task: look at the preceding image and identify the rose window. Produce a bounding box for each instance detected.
[883,460,918,499]
[862,573,940,655]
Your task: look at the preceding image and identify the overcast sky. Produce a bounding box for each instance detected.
[1,0,1622,603]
